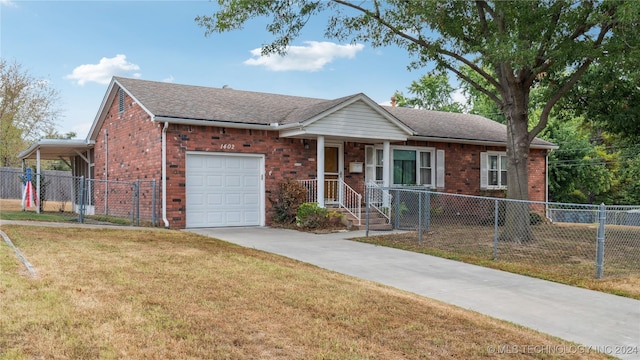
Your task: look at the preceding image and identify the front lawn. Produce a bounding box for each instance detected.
[0,225,611,359]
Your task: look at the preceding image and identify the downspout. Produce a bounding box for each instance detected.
[161,122,170,228]
[104,129,108,214]
[545,151,551,221]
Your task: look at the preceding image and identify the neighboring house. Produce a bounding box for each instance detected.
[19,77,556,229]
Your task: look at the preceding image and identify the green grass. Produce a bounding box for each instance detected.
[0,210,147,227]
[0,210,74,222]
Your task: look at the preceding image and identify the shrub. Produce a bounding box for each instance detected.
[270,179,307,225]
[296,202,328,229]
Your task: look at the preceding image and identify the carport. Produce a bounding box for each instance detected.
[17,139,93,213]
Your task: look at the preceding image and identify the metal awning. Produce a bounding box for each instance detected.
[18,139,93,160]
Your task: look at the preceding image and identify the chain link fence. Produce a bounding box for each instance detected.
[365,187,640,279]
[0,168,157,227]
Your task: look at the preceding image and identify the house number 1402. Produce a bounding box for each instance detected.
[220,144,235,150]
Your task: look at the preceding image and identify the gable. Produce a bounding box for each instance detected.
[280,99,410,141]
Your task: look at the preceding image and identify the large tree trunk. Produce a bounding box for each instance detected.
[500,78,535,242]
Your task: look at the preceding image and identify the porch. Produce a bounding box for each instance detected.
[298,178,392,230]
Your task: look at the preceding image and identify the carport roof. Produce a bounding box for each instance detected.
[18,139,92,160]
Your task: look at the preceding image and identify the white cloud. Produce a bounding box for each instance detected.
[244,41,365,72]
[162,75,175,83]
[65,54,140,85]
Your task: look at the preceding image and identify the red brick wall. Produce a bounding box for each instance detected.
[92,91,549,228]
[528,148,548,202]
[388,141,547,202]
[163,125,318,228]
[93,91,163,222]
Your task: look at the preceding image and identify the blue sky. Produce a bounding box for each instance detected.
[1,0,433,139]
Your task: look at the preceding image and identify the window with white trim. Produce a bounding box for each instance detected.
[366,146,441,187]
[480,152,507,189]
[375,149,383,182]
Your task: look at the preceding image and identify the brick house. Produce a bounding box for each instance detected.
[20,77,556,229]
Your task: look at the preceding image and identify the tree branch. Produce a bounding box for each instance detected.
[530,16,615,141]
[332,0,502,91]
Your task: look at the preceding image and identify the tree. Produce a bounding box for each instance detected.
[459,66,506,124]
[394,73,464,112]
[541,116,615,204]
[0,59,61,167]
[197,1,640,241]
[561,61,640,142]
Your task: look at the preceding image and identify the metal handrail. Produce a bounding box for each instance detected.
[298,179,362,225]
[366,181,392,224]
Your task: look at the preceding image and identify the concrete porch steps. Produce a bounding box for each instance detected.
[329,206,393,231]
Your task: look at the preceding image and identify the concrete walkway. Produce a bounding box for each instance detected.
[187,226,640,360]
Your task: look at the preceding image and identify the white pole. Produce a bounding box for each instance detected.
[36,148,41,214]
[382,141,391,207]
[317,135,325,208]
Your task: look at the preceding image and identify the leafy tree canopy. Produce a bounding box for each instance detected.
[0,59,61,167]
[393,72,464,112]
[561,60,640,141]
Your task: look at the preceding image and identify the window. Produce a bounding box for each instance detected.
[393,149,416,185]
[365,147,385,184]
[419,151,432,186]
[366,146,440,187]
[481,152,507,189]
[375,149,383,182]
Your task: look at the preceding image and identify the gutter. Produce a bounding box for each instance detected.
[161,121,170,228]
[408,135,559,150]
[154,116,276,131]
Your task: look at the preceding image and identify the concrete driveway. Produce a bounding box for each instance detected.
[187,226,640,360]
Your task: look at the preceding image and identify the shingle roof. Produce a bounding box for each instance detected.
[114,77,555,148]
[115,77,329,125]
[383,106,554,147]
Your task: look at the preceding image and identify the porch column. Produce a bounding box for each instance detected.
[317,135,325,208]
[36,148,41,214]
[21,159,25,211]
[382,141,391,207]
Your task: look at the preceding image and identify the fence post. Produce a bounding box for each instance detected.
[424,191,431,231]
[78,176,85,223]
[365,186,370,237]
[130,182,136,226]
[136,179,140,226]
[394,189,400,228]
[418,191,423,245]
[152,180,157,227]
[596,203,606,279]
[493,199,499,260]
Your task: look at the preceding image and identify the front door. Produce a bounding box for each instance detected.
[324,143,343,204]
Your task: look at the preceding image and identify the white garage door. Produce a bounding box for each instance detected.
[186,153,263,228]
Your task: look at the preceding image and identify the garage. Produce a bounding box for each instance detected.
[186,153,264,228]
